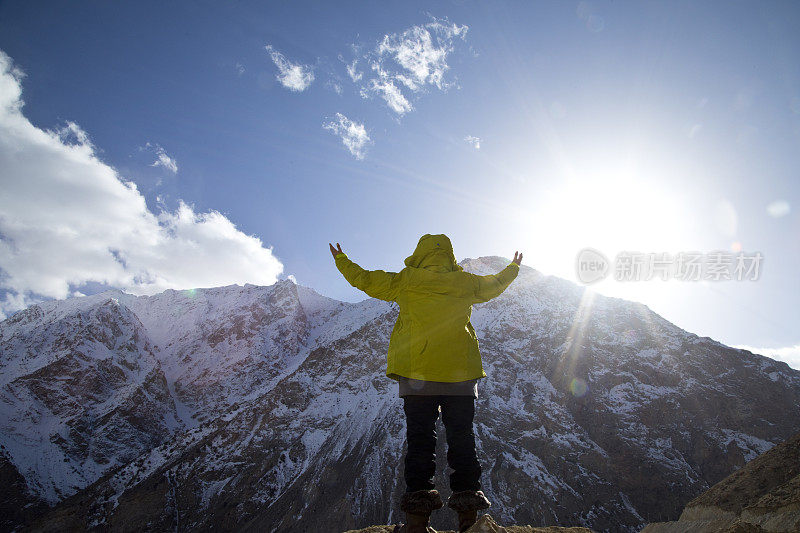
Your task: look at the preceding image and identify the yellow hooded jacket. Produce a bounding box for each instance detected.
[334,234,519,382]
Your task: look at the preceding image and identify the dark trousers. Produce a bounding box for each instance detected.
[403,395,481,493]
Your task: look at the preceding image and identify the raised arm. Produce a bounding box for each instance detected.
[470,251,522,303]
[330,242,401,302]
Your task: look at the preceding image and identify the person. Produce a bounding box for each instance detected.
[330,234,522,533]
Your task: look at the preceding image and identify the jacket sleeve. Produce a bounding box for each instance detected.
[334,253,402,302]
[470,262,520,303]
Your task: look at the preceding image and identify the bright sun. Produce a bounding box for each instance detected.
[521,167,694,308]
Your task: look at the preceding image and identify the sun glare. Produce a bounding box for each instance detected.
[522,165,694,310]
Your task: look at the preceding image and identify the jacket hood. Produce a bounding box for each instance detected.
[404,234,463,273]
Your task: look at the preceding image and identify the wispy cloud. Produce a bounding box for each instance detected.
[326,79,343,95]
[736,344,800,370]
[145,142,178,173]
[265,45,315,92]
[0,51,283,319]
[54,121,91,146]
[376,20,468,91]
[259,18,469,156]
[338,48,363,83]
[323,113,371,160]
[346,59,362,82]
[359,17,468,115]
[464,135,481,149]
[362,64,413,115]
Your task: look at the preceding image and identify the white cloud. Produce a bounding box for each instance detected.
[736,344,800,371]
[265,45,314,92]
[377,20,467,91]
[326,79,343,95]
[145,142,178,173]
[364,65,413,115]
[0,51,283,319]
[55,121,91,146]
[287,274,297,284]
[346,59,362,82]
[323,113,371,160]
[359,17,468,115]
[236,62,245,76]
[338,49,363,83]
[464,135,481,149]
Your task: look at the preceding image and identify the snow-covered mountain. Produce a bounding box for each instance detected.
[1,257,798,532]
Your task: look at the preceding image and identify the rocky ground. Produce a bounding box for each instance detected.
[349,432,800,533]
[344,512,595,532]
[641,431,800,532]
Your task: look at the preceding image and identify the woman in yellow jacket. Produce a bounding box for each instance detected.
[330,234,521,533]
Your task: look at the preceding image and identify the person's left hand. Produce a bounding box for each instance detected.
[329,242,343,259]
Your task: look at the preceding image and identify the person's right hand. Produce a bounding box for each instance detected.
[512,251,523,265]
[329,242,343,259]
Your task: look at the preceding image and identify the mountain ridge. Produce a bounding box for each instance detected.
[1,257,798,531]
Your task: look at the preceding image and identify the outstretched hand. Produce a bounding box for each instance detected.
[329,242,343,259]
[512,251,523,266]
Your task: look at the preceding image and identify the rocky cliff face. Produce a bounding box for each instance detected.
[0,296,176,504]
[1,257,799,532]
[641,430,800,532]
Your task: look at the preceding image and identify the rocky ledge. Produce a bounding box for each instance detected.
[641,431,800,533]
[344,513,595,532]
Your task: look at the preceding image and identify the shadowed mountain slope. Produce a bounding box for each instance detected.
[0,257,797,532]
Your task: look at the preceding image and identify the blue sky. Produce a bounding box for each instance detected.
[0,1,798,367]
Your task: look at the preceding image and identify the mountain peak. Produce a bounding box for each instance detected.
[3,266,800,532]
[459,256,512,274]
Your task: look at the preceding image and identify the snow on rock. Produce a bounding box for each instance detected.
[2,258,799,532]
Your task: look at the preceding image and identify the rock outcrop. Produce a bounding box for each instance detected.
[344,512,595,532]
[641,431,800,532]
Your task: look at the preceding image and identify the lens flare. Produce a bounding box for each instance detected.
[569,377,588,398]
[766,200,790,218]
[184,288,197,298]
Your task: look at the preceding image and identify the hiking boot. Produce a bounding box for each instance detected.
[393,490,443,533]
[447,490,491,532]
[400,489,444,514]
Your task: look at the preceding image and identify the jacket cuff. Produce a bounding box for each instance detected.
[335,252,347,260]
